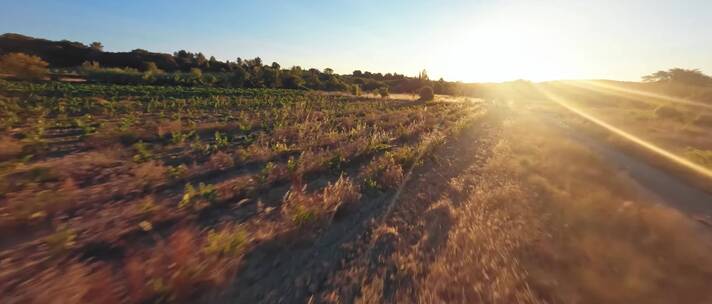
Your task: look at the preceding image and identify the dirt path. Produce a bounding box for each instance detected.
[536,109,712,221]
[311,107,506,303]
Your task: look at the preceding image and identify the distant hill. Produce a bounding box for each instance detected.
[0,33,320,77]
[0,33,186,72]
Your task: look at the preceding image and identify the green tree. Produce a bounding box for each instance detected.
[281,68,305,89]
[262,66,281,88]
[642,68,712,86]
[230,65,249,87]
[90,41,104,51]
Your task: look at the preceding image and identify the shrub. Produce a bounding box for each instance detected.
[0,52,49,80]
[322,175,361,213]
[418,86,435,101]
[208,151,235,170]
[132,161,167,190]
[132,141,152,163]
[282,184,319,227]
[167,164,189,180]
[379,162,405,189]
[179,182,218,210]
[86,67,144,85]
[156,120,182,137]
[124,228,236,302]
[190,68,203,80]
[204,226,247,257]
[351,84,362,96]
[378,87,390,98]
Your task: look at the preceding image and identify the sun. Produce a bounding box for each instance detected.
[427,6,583,83]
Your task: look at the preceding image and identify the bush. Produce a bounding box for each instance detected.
[86,67,144,85]
[350,84,362,96]
[378,87,389,98]
[418,86,435,101]
[0,52,49,80]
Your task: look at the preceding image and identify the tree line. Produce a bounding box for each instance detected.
[0,33,462,98]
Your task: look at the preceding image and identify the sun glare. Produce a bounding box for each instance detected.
[535,84,712,181]
[427,4,585,83]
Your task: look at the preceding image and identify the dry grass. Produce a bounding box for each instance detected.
[208,151,235,171]
[3,177,80,221]
[282,175,361,227]
[321,175,361,214]
[156,120,182,137]
[131,160,167,190]
[123,227,240,302]
[11,262,122,304]
[0,86,478,303]
[0,135,23,161]
[421,111,712,303]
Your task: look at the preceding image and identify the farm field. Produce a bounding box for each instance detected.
[0,80,481,302]
[4,1,712,303]
[3,79,712,303]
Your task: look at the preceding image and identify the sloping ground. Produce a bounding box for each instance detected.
[306,105,712,303]
[201,104,497,303]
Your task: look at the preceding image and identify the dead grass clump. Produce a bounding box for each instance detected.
[18,148,123,185]
[282,184,320,227]
[237,142,273,162]
[208,151,235,171]
[124,228,238,302]
[0,135,23,161]
[379,162,404,189]
[156,120,182,137]
[322,175,361,213]
[360,156,405,191]
[282,176,360,227]
[4,178,80,221]
[131,160,167,190]
[13,262,122,304]
[257,161,287,185]
[295,149,330,176]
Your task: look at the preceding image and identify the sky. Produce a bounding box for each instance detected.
[2,0,712,82]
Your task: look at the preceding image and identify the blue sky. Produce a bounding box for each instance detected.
[2,0,712,82]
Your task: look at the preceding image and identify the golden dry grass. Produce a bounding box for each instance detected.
[419,109,712,303]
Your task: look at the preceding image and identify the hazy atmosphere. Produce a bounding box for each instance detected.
[2,1,712,303]
[3,0,712,82]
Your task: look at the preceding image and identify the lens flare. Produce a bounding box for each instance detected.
[534,84,712,181]
[566,80,712,111]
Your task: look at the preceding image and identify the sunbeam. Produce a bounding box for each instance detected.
[570,80,712,111]
[534,84,712,181]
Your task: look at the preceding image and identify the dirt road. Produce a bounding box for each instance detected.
[537,109,712,220]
